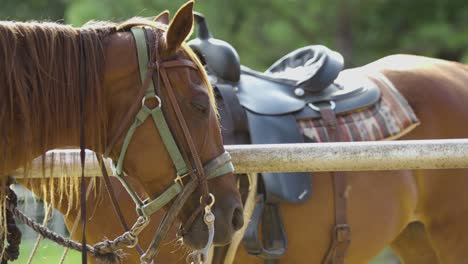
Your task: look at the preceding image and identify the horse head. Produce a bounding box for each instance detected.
[99,1,244,251]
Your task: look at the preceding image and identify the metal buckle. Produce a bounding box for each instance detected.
[308,101,336,112]
[334,224,351,242]
[174,172,189,187]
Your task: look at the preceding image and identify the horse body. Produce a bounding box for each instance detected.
[232,55,468,264]
[50,54,468,264]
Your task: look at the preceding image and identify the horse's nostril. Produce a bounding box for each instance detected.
[232,207,244,231]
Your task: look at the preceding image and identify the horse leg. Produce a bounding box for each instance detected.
[414,170,468,264]
[390,221,438,264]
[231,170,418,264]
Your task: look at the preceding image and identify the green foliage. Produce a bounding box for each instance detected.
[1,0,467,68]
[0,0,67,21]
[12,239,81,263]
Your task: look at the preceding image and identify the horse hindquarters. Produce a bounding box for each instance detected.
[377,55,468,264]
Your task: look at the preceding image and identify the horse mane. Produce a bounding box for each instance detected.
[0,21,116,171]
[0,21,119,225]
[0,18,215,174]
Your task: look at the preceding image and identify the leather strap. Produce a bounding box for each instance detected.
[78,31,88,264]
[104,26,234,223]
[96,154,145,255]
[320,106,351,264]
[113,27,189,180]
[215,84,249,137]
[98,26,235,261]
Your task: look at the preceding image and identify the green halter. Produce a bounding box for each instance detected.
[112,27,234,218]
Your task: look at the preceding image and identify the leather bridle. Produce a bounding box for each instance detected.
[80,26,234,264]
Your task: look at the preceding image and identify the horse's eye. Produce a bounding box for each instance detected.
[190,97,209,115]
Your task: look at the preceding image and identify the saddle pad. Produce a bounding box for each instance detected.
[297,73,420,142]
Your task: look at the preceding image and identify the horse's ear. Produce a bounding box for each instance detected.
[154,10,170,24]
[163,0,194,57]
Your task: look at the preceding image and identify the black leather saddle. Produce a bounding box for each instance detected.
[238,66,381,118]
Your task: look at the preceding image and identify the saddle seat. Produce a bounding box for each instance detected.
[265,45,344,93]
[238,64,381,118]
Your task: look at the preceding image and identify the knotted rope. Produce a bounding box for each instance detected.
[92,216,150,254]
[3,185,153,264]
[1,181,21,264]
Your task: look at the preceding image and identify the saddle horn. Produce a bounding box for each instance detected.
[189,13,241,82]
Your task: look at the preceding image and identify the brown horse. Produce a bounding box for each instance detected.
[45,53,468,264]
[1,1,243,261]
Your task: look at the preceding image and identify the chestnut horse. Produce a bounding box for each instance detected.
[41,54,468,264]
[1,1,243,262]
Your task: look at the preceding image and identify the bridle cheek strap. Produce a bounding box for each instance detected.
[99,27,235,264]
[110,27,234,218]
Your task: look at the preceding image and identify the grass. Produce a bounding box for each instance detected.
[11,239,399,264]
[370,248,400,264]
[12,239,81,264]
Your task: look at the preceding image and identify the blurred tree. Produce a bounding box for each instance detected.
[0,0,67,21]
[1,0,467,68]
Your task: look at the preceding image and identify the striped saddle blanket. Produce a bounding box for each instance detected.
[298,74,420,142]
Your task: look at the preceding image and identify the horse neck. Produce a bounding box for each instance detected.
[0,22,109,174]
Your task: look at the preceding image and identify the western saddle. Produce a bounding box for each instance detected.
[189,13,381,264]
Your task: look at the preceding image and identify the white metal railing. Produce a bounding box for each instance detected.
[11,139,468,179]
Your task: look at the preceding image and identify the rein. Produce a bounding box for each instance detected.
[79,30,88,264]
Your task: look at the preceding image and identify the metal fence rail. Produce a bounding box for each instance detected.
[11,139,468,178]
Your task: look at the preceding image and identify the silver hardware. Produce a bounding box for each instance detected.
[187,193,216,264]
[294,88,305,97]
[141,95,162,108]
[308,101,336,112]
